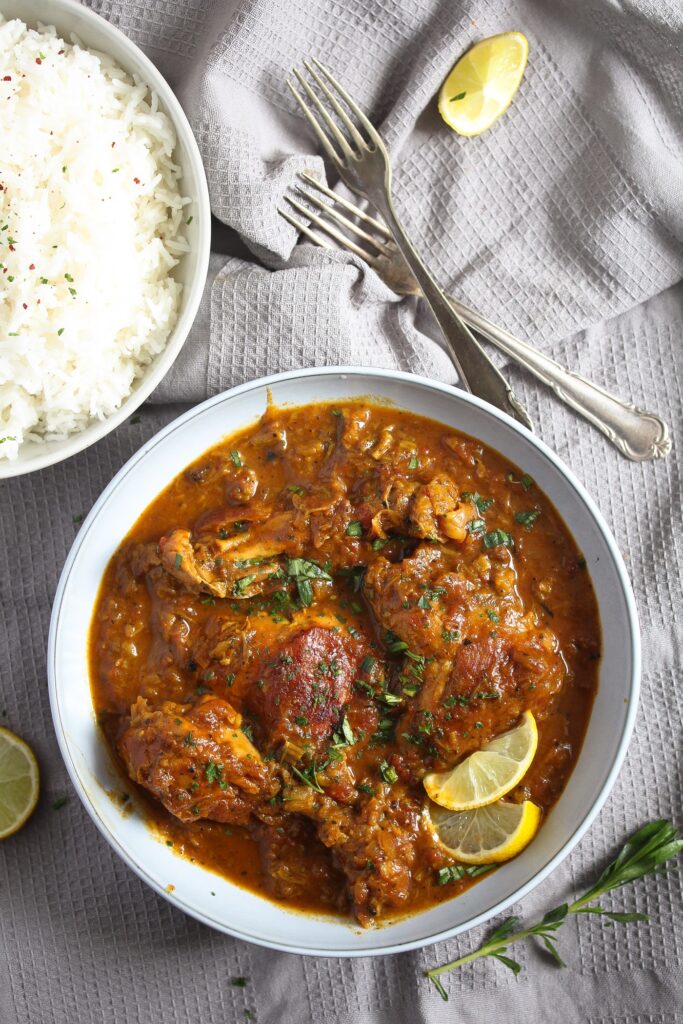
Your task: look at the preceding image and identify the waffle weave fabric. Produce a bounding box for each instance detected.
[0,1,681,1022]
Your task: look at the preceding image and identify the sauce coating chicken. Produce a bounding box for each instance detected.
[90,401,600,925]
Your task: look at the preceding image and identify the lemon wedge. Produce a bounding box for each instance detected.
[424,711,538,811]
[0,726,40,839]
[438,31,529,136]
[429,798,541,864]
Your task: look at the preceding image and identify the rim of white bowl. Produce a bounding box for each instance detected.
[0,0,211,479]
[48,366,641,957]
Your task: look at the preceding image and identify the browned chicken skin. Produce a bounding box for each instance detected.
[247,625,368,756]
[92,401,600,927]
[119,695,278,825]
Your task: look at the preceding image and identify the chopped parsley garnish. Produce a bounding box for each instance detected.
[346,521,363,537]
[417,586,446,610]
[376,690,402,706]
[230,450,242,467]
[379,760,398,784]
[286,556,332,607]
[467,518,486,535]
[442,628,461,643]
[437,864,493,884]
[508,472,534,491]
[357,782,374,795]
[483,529,514,549]
[231,977,248,987]
[340,715,355,745]
[450,91,467,102]
[515,508,541,529]
[486,610,499,623]
[291,762,324,793]
[233,574,257,595]
[359,655,376,675]
[205,761,225,787]
[462,491,493,513]
[52,796,69,810]
[408,455,420,470]
[174,553,183,569]
[286,484,305,495]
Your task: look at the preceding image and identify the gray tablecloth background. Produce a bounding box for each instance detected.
[1,0,682,1021]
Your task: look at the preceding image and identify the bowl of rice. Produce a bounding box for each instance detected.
[0,0,211,477]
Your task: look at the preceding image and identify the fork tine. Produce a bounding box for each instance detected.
[283,196,374,259]
[303,60,367,153]
[299,172,392,238]
[286,79,343,166]
[292,68,355,161]
[310,57,382,147]
[294,185,393,256]
[278,206,337,251]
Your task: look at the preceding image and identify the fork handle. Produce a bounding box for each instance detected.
[449,296,672,461]
[371,195,534,430]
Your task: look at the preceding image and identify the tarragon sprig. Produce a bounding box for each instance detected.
[426,819,682,1001]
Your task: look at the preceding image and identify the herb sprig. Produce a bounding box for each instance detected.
[425,819,682,1001]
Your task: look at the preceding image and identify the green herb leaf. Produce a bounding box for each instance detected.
[230,450,242,467]
[515,508,541,529]
[483,529,514,549]
[462,491,493,514]
[378,760,398,784]
[424,819,683,1001]
[346,521,363,537]
[233,574,257,595]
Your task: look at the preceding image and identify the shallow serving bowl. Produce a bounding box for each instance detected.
[0,0,211,479]
[48,367,640,956]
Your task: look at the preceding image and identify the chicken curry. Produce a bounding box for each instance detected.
[90,400,600,925]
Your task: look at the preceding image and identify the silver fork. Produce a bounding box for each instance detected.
[285,59,671,461]
[286,58,533,431]
[279,173,672,462]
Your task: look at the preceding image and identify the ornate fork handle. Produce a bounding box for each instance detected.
[370,191,534,430]
[450,298,672,461]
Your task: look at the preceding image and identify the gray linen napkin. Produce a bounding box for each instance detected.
[1,1,682,1023]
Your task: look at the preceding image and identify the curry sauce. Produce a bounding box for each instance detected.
[89,401,600,924]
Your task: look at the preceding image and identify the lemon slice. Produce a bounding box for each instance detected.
[438,32,529,136]
[423,711,537,811]
[429,799,541,863]
[0,726,40,839]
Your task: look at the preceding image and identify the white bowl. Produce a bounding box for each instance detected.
[0,0,211,479]
[48,368,640,956]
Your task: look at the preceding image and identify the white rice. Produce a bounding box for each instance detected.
[0,16,189,460]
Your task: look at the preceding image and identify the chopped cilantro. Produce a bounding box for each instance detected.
[379,760,398,784]
[483,529,514,549]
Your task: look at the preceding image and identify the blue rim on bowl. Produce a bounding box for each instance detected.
[47,367,641,956]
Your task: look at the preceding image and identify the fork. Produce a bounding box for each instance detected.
[286,58,533,431]
[279,173,672,462]
[285,59,671,461]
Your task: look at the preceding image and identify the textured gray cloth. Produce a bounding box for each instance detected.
[1,1,682,1022]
